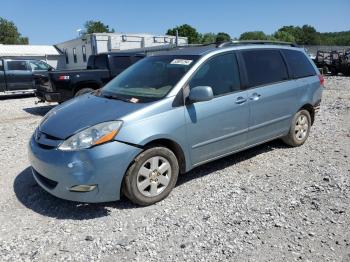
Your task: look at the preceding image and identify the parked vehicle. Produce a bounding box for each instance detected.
[339,50,350,76]
[0,59,52,95]
[34,52,145,103]
[28,41,323,206]
[313,50,350,76]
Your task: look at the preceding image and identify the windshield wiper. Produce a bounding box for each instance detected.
[101,93,131,103]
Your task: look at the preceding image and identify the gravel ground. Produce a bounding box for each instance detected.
[0,76,349,262]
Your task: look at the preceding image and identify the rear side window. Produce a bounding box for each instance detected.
[242,50,288,87]
[189,52,241,96]
[94,55,108,69]
[132,56,144,63]
[112,56,133,73]
[0,60,3,70]
[282,49,316,79]
[7,61,28,71]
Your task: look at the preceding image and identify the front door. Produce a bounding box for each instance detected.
[185,52,249,166]
[5,60,33,91]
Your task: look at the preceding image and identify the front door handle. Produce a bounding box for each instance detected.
[235,96,247,104]
[250,93,261,101]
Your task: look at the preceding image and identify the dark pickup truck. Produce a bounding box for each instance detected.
[35,52,145,103]
[1,58,52,96]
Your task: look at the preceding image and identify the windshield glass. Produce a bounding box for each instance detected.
[100,55,199,102]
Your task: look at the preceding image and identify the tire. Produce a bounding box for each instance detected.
[322,66,329,75]
[75,88,94,97]
[282,110,311,147]
[330,68,338,76]
[122,147,179,206]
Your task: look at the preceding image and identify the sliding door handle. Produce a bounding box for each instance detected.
[250,93,261,101]
[235,96,247,104]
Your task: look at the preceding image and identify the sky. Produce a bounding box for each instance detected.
[1,0,349,45]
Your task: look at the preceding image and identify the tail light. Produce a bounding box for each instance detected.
[58,75,70,80]
[318,74,325,87]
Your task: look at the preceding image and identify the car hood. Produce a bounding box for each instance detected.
[39,94,150,139]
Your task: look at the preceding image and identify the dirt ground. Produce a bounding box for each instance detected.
[0,76,349,261]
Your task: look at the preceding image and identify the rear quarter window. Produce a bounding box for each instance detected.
[241,49,288,87]
[282,49,316,79]
[94,55,108,69]
[112,56,133,73]
[7,61,28,71]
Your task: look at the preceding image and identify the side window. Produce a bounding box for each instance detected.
[82,45,87,62]
[29,61,49,71]
[73,48,77,63]
[242,49,288,87]
[64,49,69,64]
[189,53,241,96]
[0,60,3,71]
[94,55,108,69]
[282,49,316,79]
[7,61,28,71]
[112,56,132,73]
[132,56,144,63]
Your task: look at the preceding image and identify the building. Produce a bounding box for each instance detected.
[0,44,64,68]
[55,33,188,69]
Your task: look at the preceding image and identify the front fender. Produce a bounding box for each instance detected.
[116,106,192,171]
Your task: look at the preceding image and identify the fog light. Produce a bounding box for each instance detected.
[69,185,97,192]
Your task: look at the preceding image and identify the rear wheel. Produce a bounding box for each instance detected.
[282,110,311,147]
[122,147,179,206]
[75,88,94,97]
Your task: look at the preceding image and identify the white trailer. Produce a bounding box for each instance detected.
[55,33,188,70]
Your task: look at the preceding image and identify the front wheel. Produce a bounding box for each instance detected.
[282,110,311,147]
[122,147,179,206]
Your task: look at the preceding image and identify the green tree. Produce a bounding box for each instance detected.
[299,25,319,45]
[0,17,28,44]
[84,20,115,34]
[273,30,296,42]
[215,32,231,43]
[239,31,269,40]
[200,33,216,44]
[275,25,319,45]
[166,24,201,44]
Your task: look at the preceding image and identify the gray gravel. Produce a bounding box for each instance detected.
[0,76,349,261]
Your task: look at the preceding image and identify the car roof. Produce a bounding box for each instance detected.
[152,42,303,57]
[98,52,146,57]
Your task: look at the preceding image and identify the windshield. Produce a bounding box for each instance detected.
[100,55,199,102]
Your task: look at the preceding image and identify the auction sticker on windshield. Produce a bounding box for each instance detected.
[170,59,193,65]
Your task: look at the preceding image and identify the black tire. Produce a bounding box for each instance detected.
[330,68,338,76]
[75,88,94,97]
[282,110,311,147]
[322,66,329,75]
[122,147,179,206]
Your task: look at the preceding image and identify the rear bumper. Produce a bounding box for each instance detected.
[35,89,62,103]
[28,135,142,203]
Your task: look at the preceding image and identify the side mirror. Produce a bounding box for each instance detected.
[188,86,214,103]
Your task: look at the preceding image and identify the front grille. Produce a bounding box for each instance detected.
[37,143,56,150]
[32,169,58,190]
[35,130,62,150]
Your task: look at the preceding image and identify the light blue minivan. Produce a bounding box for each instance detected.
[28,41,323,205]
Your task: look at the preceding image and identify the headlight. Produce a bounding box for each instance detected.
[58,121,122,151]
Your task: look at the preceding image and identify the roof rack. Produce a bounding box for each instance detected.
[216,40,299,48]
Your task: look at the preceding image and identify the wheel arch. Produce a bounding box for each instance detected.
[143,138,187,174]
[73,81,101,95]
[299,103,315,125]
